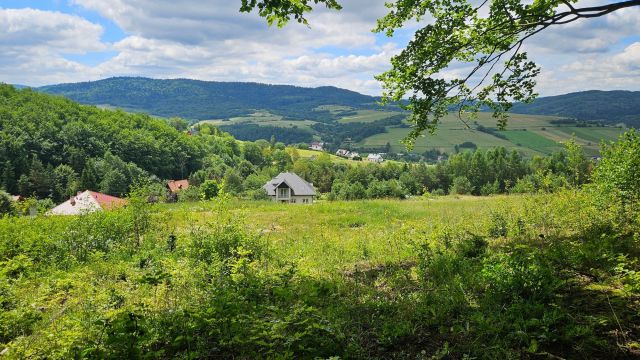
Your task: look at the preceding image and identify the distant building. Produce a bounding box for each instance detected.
[167,179,190,193]
[309,142,325,151]
[336,149,351,157]
[10,195,24,202]
[49,190,127,215]
[349,152,362,161]
[367,153,384,163]
[263,172,316,204]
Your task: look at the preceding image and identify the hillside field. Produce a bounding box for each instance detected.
[198,110,625,157]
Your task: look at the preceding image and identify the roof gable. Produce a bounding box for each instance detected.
[263,172,316,196]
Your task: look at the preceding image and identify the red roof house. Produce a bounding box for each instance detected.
[167,180,190,193]
[49,190,128,215]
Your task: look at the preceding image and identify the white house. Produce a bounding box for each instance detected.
[263,172,316,204]
[49,190,127,215]
[349,152,361,160]
[309,142,325,151]
[336,149,351,157]
[367,153,384,163]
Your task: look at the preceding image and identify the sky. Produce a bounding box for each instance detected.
[0,0,639,96]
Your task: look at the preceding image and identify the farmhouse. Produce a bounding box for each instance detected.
[367,153,384,163]
[309,141,325,151]
[263,172,316,204]
[167,179,190,193]
[49,190,127,215]
[349,152,361,160]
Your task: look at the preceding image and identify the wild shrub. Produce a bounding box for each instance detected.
[0,190,11,215]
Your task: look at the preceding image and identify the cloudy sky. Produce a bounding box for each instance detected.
[1,0,639,95]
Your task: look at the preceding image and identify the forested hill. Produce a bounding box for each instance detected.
[0,84,242,201]
[510,90,640,126]
[38,77,382,121]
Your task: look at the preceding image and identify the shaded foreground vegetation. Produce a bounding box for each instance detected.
[1,131,640,358]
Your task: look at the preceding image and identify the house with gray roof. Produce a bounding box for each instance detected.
[263,172,316,204]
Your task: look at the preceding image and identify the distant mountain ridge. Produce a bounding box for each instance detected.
[510,90,640,126]
[37,77,640,127]
[38,77,383,122]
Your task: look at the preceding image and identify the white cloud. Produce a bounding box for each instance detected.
[0,8,105,84]
[1,2,639,96]
[68,0,393,94]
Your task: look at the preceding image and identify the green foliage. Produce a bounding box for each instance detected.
[200,179,220,200]
[449,176,473,195]
[239,0,341,26]
[592,129,640,203]
[0,190,11,215]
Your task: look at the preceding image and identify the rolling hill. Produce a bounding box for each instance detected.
[34,78,636,157]
[38,77,384,121]
[509,90,640,126]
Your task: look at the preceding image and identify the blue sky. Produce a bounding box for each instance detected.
[1,1,639,95]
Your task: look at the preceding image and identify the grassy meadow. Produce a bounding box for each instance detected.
[160,196,512,275]
[2,191,639,358]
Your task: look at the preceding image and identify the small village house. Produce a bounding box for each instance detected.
[263,172,316,204]
[349,152,361,160]
[309,141,325,151]
[336,149,351,157]
[367,153,384,163]
[166,179,190,202]
[49,190,127,215]
[167,179,190,193]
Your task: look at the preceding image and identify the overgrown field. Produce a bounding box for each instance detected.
[1,192,639,359]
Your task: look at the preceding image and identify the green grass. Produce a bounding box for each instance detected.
[160,196,508,275]
[2,193,639,358]
[337,110,404,123]
[499,130,563,154]
[200,108,623,157]
[359,112,622,156]
[199,111,317,131]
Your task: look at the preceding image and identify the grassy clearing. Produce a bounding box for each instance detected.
[199,111,317,131]
[160,196,510,275]
[337,110,405,123]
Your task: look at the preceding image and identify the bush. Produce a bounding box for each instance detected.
[592,129,640,203]
[0,190,12,215]
[200,180,220,200]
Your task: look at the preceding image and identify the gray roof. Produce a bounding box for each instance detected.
[263,172,316,196]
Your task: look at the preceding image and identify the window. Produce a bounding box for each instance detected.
[278,188,289,198]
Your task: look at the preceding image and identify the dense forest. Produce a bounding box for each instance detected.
[38,77,384,121]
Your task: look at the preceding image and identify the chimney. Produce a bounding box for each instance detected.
[70,197,76,206]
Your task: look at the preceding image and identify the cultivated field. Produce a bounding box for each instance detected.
[198,109,626,157]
